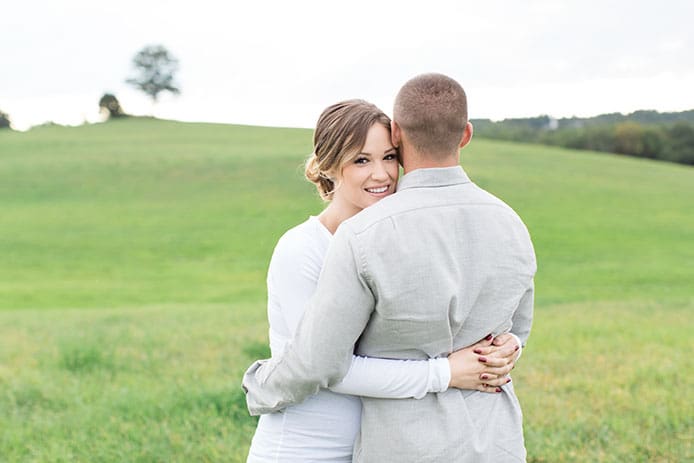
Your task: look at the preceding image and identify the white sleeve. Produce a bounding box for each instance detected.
[329,356,450,399]
[270,227,449,399]
[267,230,325,335]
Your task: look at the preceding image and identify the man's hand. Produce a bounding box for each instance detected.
[447,333,521,393]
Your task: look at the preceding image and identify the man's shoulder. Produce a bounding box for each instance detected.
[339,193,404,235]
[471,184,523,215]
[342,182,526,233]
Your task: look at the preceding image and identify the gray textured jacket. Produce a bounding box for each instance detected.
[244,166,536,462]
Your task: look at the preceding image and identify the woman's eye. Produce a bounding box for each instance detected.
[354,157,368,164]
[384,153,397,161]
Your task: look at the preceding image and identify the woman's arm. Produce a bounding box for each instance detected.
[266,226,516,401]
[329,336,518,398]
[328,355,450,399]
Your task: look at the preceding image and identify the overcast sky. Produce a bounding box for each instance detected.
[2,0,693,130]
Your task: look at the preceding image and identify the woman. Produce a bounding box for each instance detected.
[247,100,518,462]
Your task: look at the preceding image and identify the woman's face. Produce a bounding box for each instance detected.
[333,123,399,213]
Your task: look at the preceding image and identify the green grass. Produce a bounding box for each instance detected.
[0,303,266,462]
[0,118,692,462]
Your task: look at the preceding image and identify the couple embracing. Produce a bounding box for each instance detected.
[243,73,536,462]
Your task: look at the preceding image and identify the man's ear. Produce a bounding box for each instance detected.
[391,120,401,148]
[459,121,474,149]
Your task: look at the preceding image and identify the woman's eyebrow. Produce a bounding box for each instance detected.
[359,147,397,155]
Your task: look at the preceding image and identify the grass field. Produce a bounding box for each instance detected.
[0,118,692,462]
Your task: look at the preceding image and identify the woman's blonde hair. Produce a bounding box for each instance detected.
[305,99,391,201]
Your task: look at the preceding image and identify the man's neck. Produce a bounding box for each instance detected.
[401,149,460,175]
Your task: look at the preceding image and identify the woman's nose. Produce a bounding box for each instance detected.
[371,161,389,180]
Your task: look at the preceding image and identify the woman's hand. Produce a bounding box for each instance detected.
[447,334,520,393]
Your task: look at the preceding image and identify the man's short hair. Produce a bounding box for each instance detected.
[393,73,468,157]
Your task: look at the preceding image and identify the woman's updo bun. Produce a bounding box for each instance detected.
[304,153,336,200]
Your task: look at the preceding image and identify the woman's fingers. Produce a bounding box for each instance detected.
[496,343,520,359]
[477,354,515,368]
[477,356,506,367]
[476,378,511,393]
[478,375,513,388]
[449,334,518,391]
[480,363,514,378]
[492,332,514,346]
[470,336,494,354]
[472,345,496,356]
[473,339,519,357]
[476,384,502,393]
[476,343,519,364]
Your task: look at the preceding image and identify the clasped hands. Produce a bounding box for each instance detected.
[447,333,520,393]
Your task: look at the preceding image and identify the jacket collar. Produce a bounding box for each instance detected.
[396,166,471,192]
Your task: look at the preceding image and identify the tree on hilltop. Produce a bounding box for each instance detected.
[99,93,127,119]
[126,45,181,103]
[0,108,11,129]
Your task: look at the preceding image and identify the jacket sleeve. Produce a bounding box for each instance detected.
[511,221,536,349]
[511,279,534,347]
[242,225,376,415]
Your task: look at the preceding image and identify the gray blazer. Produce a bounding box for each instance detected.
[244,166,536,462]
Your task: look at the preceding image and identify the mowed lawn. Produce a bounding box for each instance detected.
[0,118,692,462]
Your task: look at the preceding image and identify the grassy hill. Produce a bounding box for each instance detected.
[0,118,692,461]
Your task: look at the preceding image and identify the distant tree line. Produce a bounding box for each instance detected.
[472,110,694,165]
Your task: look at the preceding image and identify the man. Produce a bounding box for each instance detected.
[244,73,536,461]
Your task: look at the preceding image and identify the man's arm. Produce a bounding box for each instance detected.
[471,281,534,375]
[510,280,534,347]
[243,225,375,415]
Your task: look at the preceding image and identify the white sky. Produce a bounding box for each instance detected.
[2,0,693,130]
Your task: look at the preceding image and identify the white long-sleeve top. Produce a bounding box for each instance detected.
[247,216,450,462]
